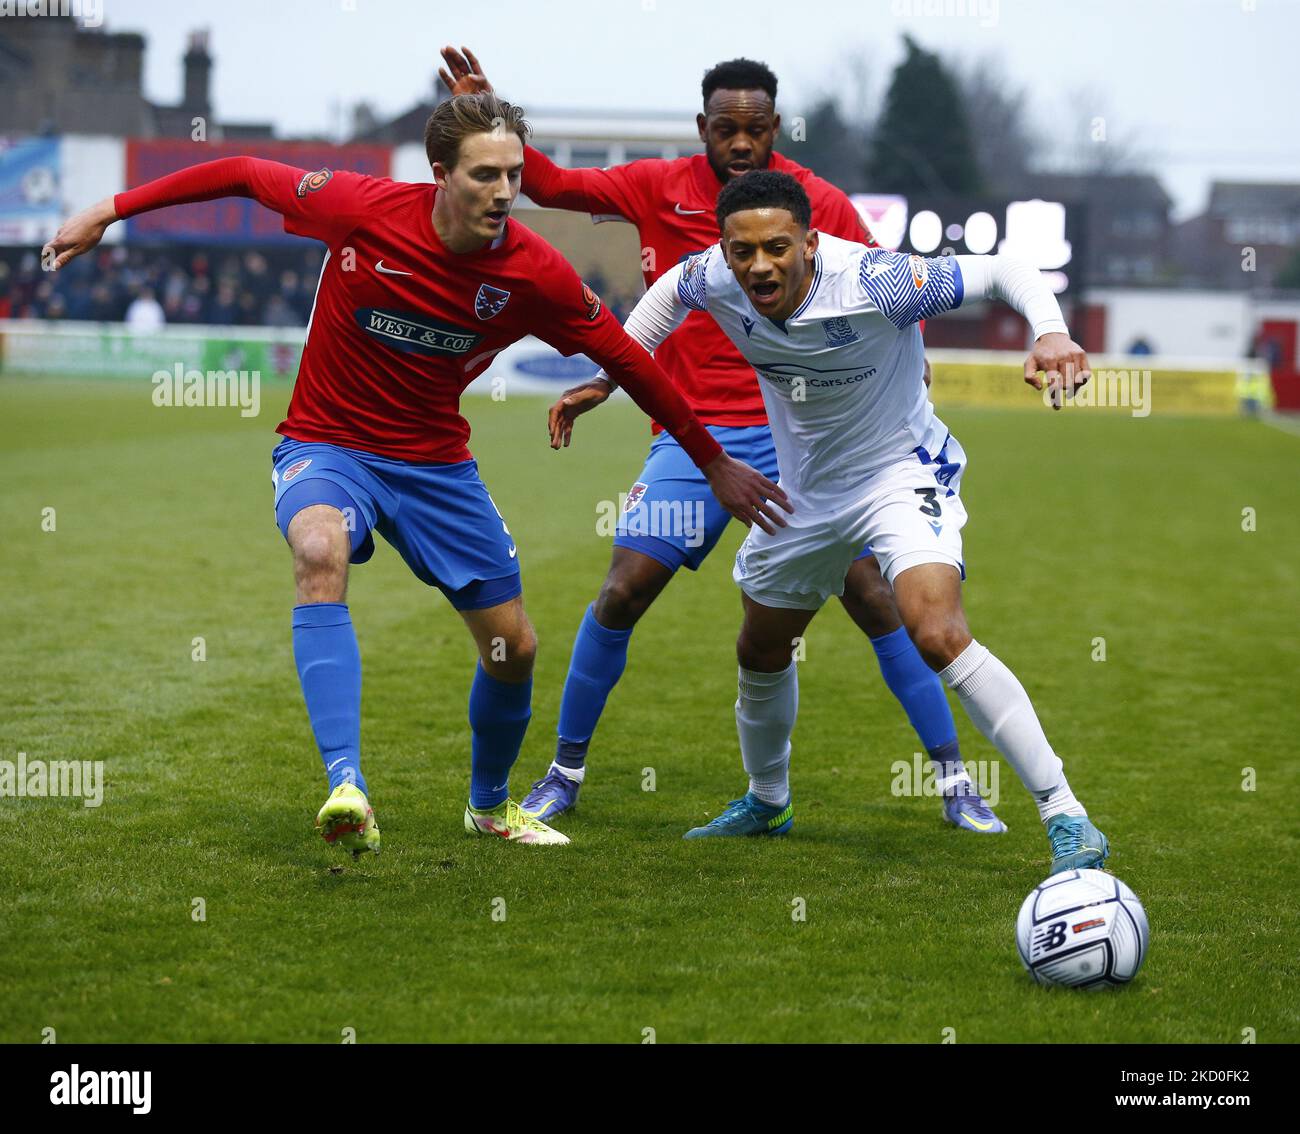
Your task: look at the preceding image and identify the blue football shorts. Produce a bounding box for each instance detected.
[271,437,521,611]
[613,424,874,572]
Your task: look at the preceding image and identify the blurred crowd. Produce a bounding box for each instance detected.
[0,244,637,329]
[0,244,327,328]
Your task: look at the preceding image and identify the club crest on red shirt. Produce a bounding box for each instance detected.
[474,284,511,320]
[581,282,602,321]
[296,168,333,198]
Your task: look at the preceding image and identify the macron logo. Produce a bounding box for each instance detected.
[50,1065,151,1115]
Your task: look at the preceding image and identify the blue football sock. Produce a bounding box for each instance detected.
[870,626,963,775]
[926,737,967,791]
[555,603,633,768]
[292,602,366,796]
[468,662,532,810]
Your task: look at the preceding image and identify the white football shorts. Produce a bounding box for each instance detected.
[733,435,969,610]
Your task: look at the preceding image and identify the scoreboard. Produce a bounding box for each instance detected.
[851,192,1090,296]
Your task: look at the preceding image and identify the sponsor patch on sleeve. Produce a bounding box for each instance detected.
[296,168,333,198]
[581,282,602,321]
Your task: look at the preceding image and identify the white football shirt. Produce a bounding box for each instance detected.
[679,234,966,509]
[602,233,1067,512]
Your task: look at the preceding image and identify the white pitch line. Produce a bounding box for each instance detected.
[1260,412,1300,439]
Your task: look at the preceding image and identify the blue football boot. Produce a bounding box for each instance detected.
[941,781,1008,834]
[520,766,581,822]
[1047,813,1110,874]
[683,792,794,839]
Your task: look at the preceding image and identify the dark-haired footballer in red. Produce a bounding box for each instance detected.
[438,49,1004,836]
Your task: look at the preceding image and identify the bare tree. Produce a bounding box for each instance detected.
[946,52,1045,195]
[1056,84,1152,175]
[783,50,876,192]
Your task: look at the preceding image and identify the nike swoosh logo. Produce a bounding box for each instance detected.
[327,757,348,770]
[674,203,707,215]
[527,799,556,818]
[375,260,413,276]
[960,812,995,831]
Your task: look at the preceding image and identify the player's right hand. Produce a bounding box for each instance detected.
[548,379,614,448]
[438,46,493,96]
[41,197,117,271]
[703,453,792,534]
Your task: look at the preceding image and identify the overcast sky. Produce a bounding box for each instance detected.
[97,0,1300,220]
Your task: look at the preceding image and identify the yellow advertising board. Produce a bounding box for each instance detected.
[926,350,1265,416]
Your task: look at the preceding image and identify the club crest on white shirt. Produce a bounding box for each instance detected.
[821,316,859,347]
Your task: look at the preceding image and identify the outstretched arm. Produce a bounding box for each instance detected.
[954,255,1089,409]
[44,157,365,269]
[858,249,1090,410]
[518,144,648,218]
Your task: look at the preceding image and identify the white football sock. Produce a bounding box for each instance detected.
[939,641,1086,820]
[1032,781,1084,824]
[551,761,585,784]
[736,662,797,807]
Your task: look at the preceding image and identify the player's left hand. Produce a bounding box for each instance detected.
[923,356,933,388]
[438,46,493,96]
[1024,332,1091,411]
[548,378,614,448]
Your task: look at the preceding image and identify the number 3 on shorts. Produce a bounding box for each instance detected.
[915,488,941,517]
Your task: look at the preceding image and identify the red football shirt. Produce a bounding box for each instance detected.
[522,148,877,428]
[113,157,722,467]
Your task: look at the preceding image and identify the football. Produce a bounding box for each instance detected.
[1016,869,1150,988]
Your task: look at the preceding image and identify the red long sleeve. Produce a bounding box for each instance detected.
[114,156,272,217]
[521,145,648,220]
[113,157,375,249]
[520,146,587,209]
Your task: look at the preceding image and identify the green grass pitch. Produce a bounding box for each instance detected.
[2,376,1297,1043]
